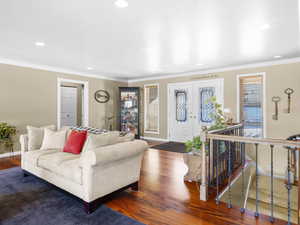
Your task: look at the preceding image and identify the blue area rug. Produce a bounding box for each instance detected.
[0,167,144,225]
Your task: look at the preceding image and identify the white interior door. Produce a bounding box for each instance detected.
[168,79,224,142]
[169,84,194,142]
[60,86,77,127]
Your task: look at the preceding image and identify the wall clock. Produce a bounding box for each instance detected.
[94,90,110,103]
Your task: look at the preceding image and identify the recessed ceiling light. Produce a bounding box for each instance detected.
[35,42,45,47]
[114,0,128,8]
[197,63,204,66]
[87,67,93,70]
[274,55,282,59]
[260,23,271,30]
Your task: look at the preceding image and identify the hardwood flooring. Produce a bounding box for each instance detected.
[0,149,291,225]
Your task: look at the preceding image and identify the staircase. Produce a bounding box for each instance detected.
[246,175,298,224]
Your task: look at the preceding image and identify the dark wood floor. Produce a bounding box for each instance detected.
[0,149,290,225]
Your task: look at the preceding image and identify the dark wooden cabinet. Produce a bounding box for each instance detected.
[119,87,140,139]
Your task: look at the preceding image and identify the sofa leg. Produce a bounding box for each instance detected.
[84,201,93,214]
[131,181,139,191]
[23,170,29,177]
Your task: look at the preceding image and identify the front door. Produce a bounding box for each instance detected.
[168,79,224,142]
[169,84,194,142]
[192,79,224,137]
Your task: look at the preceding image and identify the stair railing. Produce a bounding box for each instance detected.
[200,129,300,224]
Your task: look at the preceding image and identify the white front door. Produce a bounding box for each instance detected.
[169,84,194,142]
[168,79,224,142]
[192,79,224,137]
[61,86,77,127]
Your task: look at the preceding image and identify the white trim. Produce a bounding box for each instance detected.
[2,56,300,83]
[0,151,21,159]
[0,58,127,82]
[236,72,267,137]
[57,78,89,129]
[128,57,300,83]
[167,78,224,142]
[141,136,169,142]
[144,83,160,135]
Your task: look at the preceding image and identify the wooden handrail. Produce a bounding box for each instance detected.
[207,123,243,134]
[206,134,300,149]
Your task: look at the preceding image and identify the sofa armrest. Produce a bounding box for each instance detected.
[80,140,148,167]
[20,134,29,153]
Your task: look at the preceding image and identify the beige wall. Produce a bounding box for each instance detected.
[0,63,127,153]
[130,62,300,176]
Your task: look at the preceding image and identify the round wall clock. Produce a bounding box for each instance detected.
[94,90,110,103]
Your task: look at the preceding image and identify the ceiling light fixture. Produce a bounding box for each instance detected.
[114,0,128,8]
[197,63,204,66]
[260,23,271,30]
[274,55,282,59]
[87,67,93,70]
[35,42,45,47]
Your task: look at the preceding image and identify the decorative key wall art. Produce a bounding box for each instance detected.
[284,88,294,114]
[272,96,281,121]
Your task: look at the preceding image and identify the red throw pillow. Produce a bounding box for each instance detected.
[63,130,87,154]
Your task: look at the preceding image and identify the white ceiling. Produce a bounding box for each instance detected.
[0,0,299,81]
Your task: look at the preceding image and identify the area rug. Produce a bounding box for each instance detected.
[152,142,186,153]
[0,167,144,225]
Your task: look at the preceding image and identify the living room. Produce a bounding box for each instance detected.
[1,1,300,225]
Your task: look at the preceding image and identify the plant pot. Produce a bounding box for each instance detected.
[183,150,202,182]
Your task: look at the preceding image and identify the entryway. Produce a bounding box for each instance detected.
[57,78,89,129]
[168,79,224,142]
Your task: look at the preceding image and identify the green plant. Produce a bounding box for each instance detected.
[0,123,17,148]
[185,136,202,153]
[207,96,227,131]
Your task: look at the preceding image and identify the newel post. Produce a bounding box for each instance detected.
[200,126,208,201]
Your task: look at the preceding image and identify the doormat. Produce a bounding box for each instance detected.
[152,142,186,153]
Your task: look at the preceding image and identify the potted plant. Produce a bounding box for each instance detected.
[0,123,17,153]
[207,96,228,131]
[183,97,228,182]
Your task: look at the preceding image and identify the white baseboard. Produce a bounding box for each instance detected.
[0,151,21,158]
[141,136,169,142]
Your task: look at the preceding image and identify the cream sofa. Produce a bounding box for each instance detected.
[20,134,148,213]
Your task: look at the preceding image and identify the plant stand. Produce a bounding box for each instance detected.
[183,152,202,182]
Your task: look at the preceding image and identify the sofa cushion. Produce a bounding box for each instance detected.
[82,131,134,152]
[27,125,56,150]
[37,152,82,185]
[23,149,60,166]
[63,130,87,154]
[81,132,118,152]
[40,128,67,150]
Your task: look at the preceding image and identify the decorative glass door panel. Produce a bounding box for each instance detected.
[175,91,187,122]
[199,87,215,124]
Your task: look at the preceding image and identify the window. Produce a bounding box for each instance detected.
[175,90,187,122]
[144,84,159,134]
[238,74,264,137]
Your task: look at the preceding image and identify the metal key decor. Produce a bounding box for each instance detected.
[284,88,294,113]
[272,96,281,120]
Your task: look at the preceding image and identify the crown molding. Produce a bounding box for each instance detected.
[128,57,300,83]
[2,56,300,84]
[0,58,128,82]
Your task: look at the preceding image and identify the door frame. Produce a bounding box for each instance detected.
[57,78,89,129]
[236,72,267,137]
[167,78,224,142]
